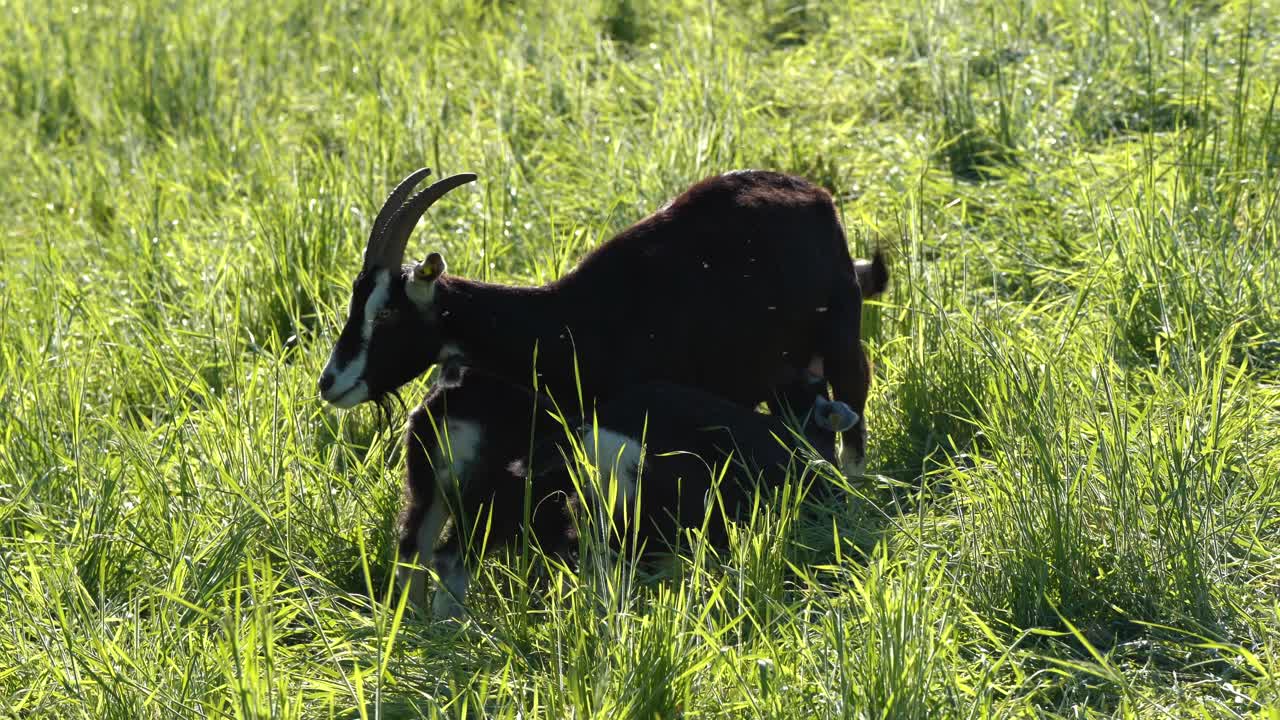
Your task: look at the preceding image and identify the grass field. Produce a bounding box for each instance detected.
[3,0,1280,716]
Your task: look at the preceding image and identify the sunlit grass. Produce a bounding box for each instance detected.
[2,0,1279,717]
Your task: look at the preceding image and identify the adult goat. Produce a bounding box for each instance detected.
[317,168,888,475]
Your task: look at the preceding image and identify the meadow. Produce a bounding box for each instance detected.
[2,0,1279,716]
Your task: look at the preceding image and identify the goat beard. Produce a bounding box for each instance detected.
[374,389,407,430]
[373,390,411,469]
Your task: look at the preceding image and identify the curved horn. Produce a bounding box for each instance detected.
[363,167,433,269]
[378,173,478,270]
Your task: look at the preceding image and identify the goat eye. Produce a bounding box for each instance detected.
[375,308,394,323]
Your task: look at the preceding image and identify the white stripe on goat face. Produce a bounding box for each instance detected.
[321,269,392,407]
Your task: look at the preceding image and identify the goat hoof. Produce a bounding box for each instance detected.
[432,594,466,621]
[840,458,866,479]
[402,570,430,608]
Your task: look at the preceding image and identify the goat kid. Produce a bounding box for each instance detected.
[401,365,856,618]
[318,168,889,476]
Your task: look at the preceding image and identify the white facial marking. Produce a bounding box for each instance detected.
[325,381,369,409]
[321,270,392,406]
[582,427,642,517]
[432,551,470,619]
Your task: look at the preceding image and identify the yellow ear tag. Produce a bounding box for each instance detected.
[415,253,447,283]
[416,252,447,282]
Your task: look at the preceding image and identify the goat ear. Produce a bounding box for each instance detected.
[406,252,446,305]
[413,252,447,283]
[854,251,889,298]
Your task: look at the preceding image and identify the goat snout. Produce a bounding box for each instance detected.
[317,368,369,408]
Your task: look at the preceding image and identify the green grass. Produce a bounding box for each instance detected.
[2,0,1280,716]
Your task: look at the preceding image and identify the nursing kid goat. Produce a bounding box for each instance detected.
[410,366,859,618]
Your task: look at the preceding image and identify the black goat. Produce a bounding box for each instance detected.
[402,365,855,618]
[318,169,889,476]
